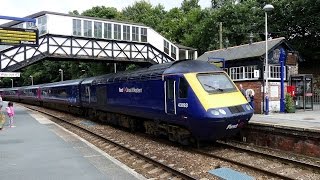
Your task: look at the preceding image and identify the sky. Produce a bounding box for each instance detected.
[0,0,212,24]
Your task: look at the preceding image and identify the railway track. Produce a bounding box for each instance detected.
[24,105,197,180]
[23,104,320,179]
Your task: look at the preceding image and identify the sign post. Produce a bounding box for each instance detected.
[279,48,286,113]
[0,72,20,77]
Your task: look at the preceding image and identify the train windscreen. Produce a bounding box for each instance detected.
[197,72,236,93]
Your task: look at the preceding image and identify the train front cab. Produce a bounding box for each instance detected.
[163,71,253,142]
[184,71,254,141]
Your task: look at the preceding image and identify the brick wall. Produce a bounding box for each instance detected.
[235,81,263,114]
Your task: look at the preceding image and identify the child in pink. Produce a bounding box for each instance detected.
[6,102,15,128]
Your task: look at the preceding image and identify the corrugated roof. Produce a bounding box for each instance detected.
[197,37,286,61]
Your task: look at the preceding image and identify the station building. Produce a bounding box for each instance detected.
[198,37,302,114]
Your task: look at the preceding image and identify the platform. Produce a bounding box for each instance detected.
[0,102,145,180]
[250,110,320,132]
[243,110,320,158]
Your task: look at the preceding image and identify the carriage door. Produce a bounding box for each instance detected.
[164,76,177,115]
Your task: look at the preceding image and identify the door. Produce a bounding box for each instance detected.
[164,76,176,115]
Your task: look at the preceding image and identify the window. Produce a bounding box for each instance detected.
[167,79,174,99]
[132,26,139,41]
[188,51,194,60]
[94,22,102,38]
[73,19,81,36]
[171,45,176,59]
[104,23,112,39]
[230,67,244,80]
[83,20,92,37]
[123,25,130,41]
[229,66,258,80]
[179,50,186,60]
[26,22,35,29]
[114,24,121,40]
[141,28,147,42]
[268,65,286,80]
[13,23,24,28]
[244,65,257,79]
[179,77,188,98]
[164,40,169,54]
[37,16,47,35]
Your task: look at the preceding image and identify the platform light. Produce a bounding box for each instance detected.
[263,4,274,115]
[59,69,63,81]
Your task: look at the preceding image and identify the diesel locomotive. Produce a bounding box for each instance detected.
[1,60,253,144]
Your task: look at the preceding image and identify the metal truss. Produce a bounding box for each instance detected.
[0,34,175,72]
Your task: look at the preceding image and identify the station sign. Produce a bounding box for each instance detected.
[0,27,38,46]
[0,72,21,77]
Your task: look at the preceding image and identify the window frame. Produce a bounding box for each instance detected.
[72,19,82,36]
[141,28,147,42]
[83,20,92,37]
[123,25,130,41]
[94,21,102,38]
[132,26,139,41]
[37,16,47,35]
[114,24,121,40]
[229,65,259,81]
[171,45,176,59]
[104,23,112,39]
[164,40,169,55]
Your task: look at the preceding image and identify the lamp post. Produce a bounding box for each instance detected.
[263,4,274,115]
[30,75,33,86]
[59,69,63,81]
[10,78,13,88]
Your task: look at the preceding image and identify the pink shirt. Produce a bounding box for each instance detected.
[6,106,14,117]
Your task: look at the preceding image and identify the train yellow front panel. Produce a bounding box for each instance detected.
[184,73,247,111]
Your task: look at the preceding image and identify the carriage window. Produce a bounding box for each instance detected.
[179,77,188,98]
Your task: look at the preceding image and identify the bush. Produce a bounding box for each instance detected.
[285,94,295,113]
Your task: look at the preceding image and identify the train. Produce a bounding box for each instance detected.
[0,60,254,144]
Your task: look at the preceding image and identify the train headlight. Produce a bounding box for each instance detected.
[245,104,252,110]
[210,109,220,116]
[218,109,226,115]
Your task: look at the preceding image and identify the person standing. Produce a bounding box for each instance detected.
[239,84,246,98]
[6,101,15,128]
[248,90,255,110]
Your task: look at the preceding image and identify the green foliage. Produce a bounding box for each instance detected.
[122,1,166,30]
[82,6,121,20]
[285,94,295,113]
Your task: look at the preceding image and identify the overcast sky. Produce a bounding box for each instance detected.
[0,0,211,24]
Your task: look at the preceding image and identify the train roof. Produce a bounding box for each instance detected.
[91,60,221,84]
[40,78,84,88]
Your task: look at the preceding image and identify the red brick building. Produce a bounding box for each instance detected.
[198,37,301,114]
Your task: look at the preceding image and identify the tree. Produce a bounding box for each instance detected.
[181,0,200,13]
[270,0,320,62]
[122,1,166,30]
[82,6,121,20]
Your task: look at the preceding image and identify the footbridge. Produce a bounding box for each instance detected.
[0,11,197,72]
[0,33,174,72]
